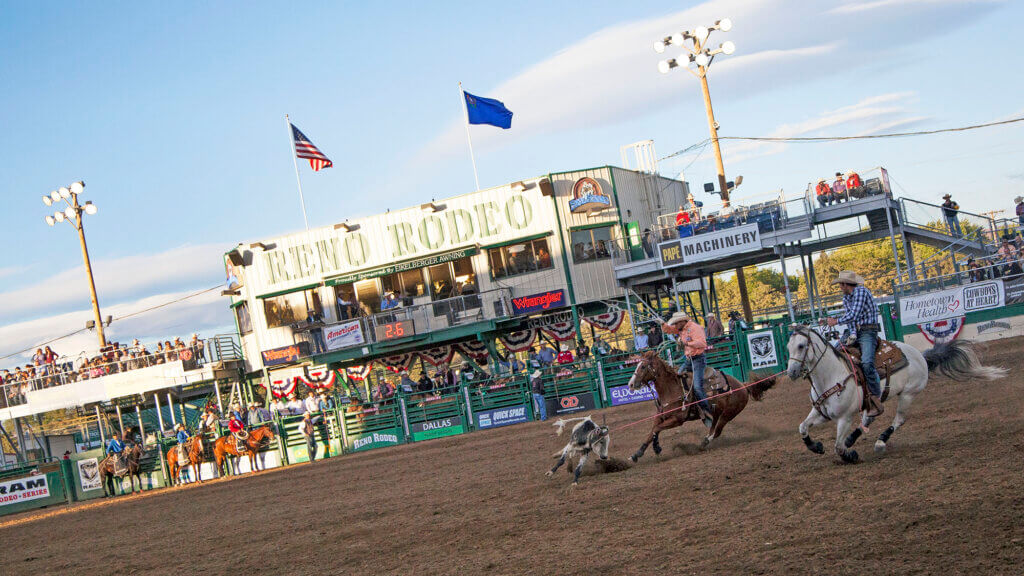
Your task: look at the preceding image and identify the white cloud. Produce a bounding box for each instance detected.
[0,288,233,368]
[0,243,228,324]
[830,0,1001,15]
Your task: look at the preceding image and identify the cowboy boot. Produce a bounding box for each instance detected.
[867,395,884,418]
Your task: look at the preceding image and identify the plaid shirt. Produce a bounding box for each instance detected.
[838,285,878,329]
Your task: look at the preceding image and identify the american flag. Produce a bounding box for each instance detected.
[290,123,333,171]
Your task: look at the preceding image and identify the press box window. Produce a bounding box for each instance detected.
[571,227,613,262]
[488,238,554,279]
[235,302,253,334]
[263,289,323,329]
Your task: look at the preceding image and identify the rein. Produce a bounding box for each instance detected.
[792,327,854,421]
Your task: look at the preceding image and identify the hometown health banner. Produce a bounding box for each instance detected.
[900,280,1004,326]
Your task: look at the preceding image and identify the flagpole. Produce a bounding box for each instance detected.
[458,82,481,191]
[285,114,311,230]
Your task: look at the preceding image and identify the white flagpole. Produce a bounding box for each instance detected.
[285,114,311,230]
[458,82,481,191]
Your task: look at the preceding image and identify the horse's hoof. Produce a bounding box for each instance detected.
[652,446,662,455]
[545,470,553,477]
[874,440,886,453]
[629,454,639,463]
[699,439,710,451]
[811,441,825,455]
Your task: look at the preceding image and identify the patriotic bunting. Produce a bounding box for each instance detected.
[455,340,491,362]
[266,375,298,399]
[582,311,625,333]
[540,321,576,342]
[345,365,372,382]
[380,353,415,372]
[499,329,537,352]
[418,345,455,367]
[299,365,336,390]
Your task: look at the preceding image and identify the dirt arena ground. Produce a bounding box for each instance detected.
[2,338,1022,575]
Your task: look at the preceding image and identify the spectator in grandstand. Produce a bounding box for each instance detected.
[164,340,178,363]
[676,206,693,238]
[306,310,326,354]
[317,392,333,412]
[246,402,263,425]
[199,406,219,434]
[530,370,547,421]
[31,348,44,368]
[831,172,848,203]
[941,194,962,238]
[634,330,650,351]
[538,343,556,367]
[399,370,418,393]
[286,394,304,415]
[301,412,317,462]
[647,325,663,348]
[815,179,833,207]
[154,343,166,364]
[509,354,525,374]
[727,311,749,334]
[966,258,986,282]
[528,348,542,370]
[303,392,320,414]
[845,170,863,198]
[270,397,287,418]
[593,336,611,356]
[381,291,399,311]
[417,372,433,393]
[1016,196,1024,226]
[556,344,574,365]
[190,334,205,362]
[642,228,655,258]
[575,339,590,361]
[705,313,725,340]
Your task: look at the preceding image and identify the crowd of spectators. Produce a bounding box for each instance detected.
[967,233,1024,281]
[0,335,206,407]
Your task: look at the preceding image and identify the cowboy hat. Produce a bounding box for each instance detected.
[1015,196,1023,204]
[667,311,690,326]
[531,370,542,378]
[831,270,865,286]
[942,193,952,199]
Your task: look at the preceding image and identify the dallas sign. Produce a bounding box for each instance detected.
[660,224,762,268]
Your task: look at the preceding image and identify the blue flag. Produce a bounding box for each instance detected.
[464,91,513,129]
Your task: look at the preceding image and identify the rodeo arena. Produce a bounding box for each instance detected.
[4,14,1024,576]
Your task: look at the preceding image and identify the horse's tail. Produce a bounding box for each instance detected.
[923,340,1007,381]
[745,372,777,401]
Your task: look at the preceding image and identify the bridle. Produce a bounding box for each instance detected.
[791,325,856,421]
[790,327,828,380]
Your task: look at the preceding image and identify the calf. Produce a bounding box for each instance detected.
[546,416,610,485]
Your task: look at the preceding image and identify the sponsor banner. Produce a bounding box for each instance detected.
[347,428,403,452]
[476,405,530,429]
[411,416,465,442]
[919,317,965,344]
[77,458,102,491]
[658,240,684,268]
[511,290,567,316]
[608,384,656,406]
[545,392,597,416]
[261,342,310,367]
[814,313,887,345]
[568,177,613,214]
[324,320,366,351]
[747,331,779,369]
[0,474,51,507]
[677,224,761,265]
[1002,276,1024,305]
[900,280,1005,326]
[975,319,1012,335]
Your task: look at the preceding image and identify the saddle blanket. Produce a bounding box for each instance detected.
[846,340,908,373]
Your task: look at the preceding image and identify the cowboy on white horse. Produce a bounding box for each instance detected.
[825,270,884,417]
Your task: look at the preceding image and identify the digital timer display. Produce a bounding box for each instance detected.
[375,320,414,341]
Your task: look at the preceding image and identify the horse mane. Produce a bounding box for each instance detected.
[791,324,847,364]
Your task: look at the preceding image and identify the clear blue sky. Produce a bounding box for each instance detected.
[1,0,1022,361]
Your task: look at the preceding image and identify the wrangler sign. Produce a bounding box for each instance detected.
[0,475,50,507]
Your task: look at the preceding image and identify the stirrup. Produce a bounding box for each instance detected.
[866,395,884,418]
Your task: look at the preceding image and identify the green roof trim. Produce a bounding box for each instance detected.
[569,222,616,232]
[256,282,322,299]
[325,246,478,286]
[230,299,246,309]
[479,232,552,251]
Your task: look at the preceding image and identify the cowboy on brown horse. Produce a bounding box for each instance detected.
[661,311,714,424]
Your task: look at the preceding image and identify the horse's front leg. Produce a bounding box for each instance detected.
[572,452,590,486]
[833,414,860,464]
[630,420,661,463]
[799,408,827,455]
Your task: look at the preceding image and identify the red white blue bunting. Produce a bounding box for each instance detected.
[418,345,455,367]
[540,321,577,342]
[299,365,336,389]
[455,340,491,362]
[499,329,536,352]
[380,353,415,372]
[266,375,298,398]
[583,311,624,333]
[345,365,372,382]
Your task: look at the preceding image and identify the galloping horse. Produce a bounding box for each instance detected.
[213,425,276,476]
[786,325,1006,463]
[627,350,776,462]
[99,443,143,496]
[166,435,205,485]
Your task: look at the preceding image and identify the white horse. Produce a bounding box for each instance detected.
[786,325,1006,463]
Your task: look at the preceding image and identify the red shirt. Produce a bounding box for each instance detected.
[557,351,574,364]
[675,211,690,225]
[228,419,244,434]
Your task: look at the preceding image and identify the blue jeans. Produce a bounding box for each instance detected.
[946,216,962,238]
[689,354,710,412]
[858,329,881,397]
[532,393,547,421]
[305,435,318,462]
[311,331,326,354]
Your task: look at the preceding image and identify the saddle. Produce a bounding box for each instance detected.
[112,454,127,476]
[232,433,249,452]
[843,339,907,407]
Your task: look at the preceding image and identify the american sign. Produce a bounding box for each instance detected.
[323,320,365,351]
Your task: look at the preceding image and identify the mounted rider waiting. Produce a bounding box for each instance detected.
[661,311,713,423]
[174,423,191,462]
[826,270,884,417]
[228,411,248,451]
[106,432,126,472]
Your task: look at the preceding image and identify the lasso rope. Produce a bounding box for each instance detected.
[611,370,787,432]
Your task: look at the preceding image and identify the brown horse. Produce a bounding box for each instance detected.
[627,350,776,462]
[213,425,276,476]
[167,435,205,485]
[99,443,143,496]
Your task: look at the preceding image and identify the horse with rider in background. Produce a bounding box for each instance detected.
[213,424,276,476]
[167,434,206,484]
[99,441,143,496]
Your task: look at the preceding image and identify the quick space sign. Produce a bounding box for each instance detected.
[475,405,530,429]
[608,384,656,406]
[323,320,366,351]
[0,474,50,506]
[900,280,1005,326]
[411,416,465,441]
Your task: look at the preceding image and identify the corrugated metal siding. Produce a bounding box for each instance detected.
[610,167,689,231]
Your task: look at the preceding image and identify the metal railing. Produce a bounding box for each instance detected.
[894,254,1024,297]
[804,166,892,208]
[898,197,997,244]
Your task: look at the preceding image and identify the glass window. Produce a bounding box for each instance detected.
[428,263,455,301]
[263,289,323,329]
[488,238,554,279]
[398,269,426,298]
[235,302,252,334]
[354,280,380,315]
[335,284,358,320]
[571,227,613,263]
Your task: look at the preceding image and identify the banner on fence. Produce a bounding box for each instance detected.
[546,392,597,416]
[324,320,365,351]
[411,416,465,441]
[77,458,102,491]
[475,405,530,430]
[900,280,1005,326]
[608,384,656,406]
[0,474,51,507]
[746,331,778,369]
[347,427,403,452]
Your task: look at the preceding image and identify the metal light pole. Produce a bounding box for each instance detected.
[655,18,753,322]
[43,181,107,347]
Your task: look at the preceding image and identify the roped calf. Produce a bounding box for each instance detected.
[546,416,610,485]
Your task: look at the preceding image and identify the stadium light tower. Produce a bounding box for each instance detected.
[43,181,107,347]
[655,19,753,322]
